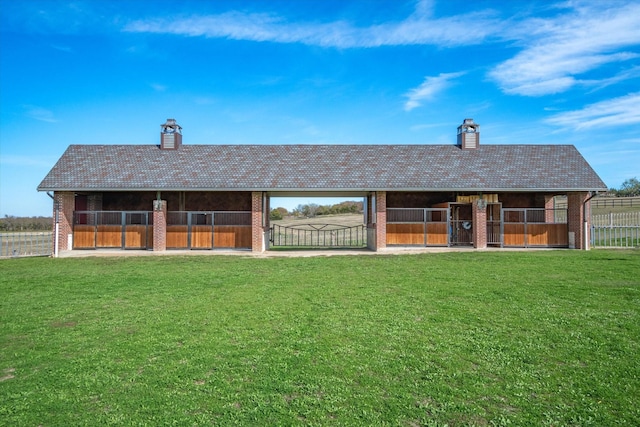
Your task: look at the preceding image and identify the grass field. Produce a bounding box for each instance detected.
[1,250,639,426]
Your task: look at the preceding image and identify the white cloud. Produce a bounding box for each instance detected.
[0,154,54,168]
[545,92,640,130]
[123,1,502,48]
[403,72,465,111]
[23,105,58,123]
[489,2,640,96]
[51,44,72,52]
[150,83,167,92]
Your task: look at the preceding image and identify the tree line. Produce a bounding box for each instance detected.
[0,216,53,232]
[608,177,640,197]
[270,200,363,220]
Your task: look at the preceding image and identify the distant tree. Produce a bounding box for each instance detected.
[620,177,640,197]
[293,205,305,217]
[610,177,640,197]
[269,208,283,221]
[0,215,52,231]
[270,207,288,220]
[305,203,320,217]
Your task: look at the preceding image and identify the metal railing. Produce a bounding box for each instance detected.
[591,226,640,248]
[270,223,366,248]
[167,211,251,226]
[74,211,154,226]
[592,212,640,227]
[0,232,53,258]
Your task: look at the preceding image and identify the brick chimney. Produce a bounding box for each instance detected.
[457,118,479,150]
[160,118,182,150]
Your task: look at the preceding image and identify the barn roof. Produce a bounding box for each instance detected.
[37,144,607,192]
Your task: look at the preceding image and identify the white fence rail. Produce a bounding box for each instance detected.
[0,232,53,258]
[591,212,640,248]
[592,212,640,226]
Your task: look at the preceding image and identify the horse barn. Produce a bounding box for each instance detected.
[38,118,607,255]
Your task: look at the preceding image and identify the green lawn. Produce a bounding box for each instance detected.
[1,251,639,426]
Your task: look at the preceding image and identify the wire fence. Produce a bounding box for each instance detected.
[0,232,53,258]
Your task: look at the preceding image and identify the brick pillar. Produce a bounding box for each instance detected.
[567,192,589,250]
[53,191,74,253]
[251,192,265,252]
[473,199,487,249]
[153,200,167,252]
[544,195,556,223]
[88,193,103,211]
[375,191,387,250]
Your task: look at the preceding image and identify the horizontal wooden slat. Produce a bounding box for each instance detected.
[73,225,95,249]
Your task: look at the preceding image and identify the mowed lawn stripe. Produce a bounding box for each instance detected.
[1,251,639,425]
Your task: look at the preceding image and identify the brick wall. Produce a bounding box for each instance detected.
[375,191,387,250]
[88,193,103,211]
[152,200,167,252]
[472,200,487,249]
[567,192,589,249]
[53,191,74,253]
[251,192,264,252]
[544,195,556,223]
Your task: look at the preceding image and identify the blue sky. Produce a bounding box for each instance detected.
[1,0,639,216]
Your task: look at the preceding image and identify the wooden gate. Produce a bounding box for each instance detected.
[166,211,251,249]
[73,211,153,250]
[503,208,568,247]
[386,208,449,246]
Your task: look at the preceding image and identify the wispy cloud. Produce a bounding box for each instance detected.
[403,72,465,111]
[51,44,72,53]
[0,154,55,168]
[23,105,58,123]
[489,2,640,96]
[545,92,640,130]
[123,0,502,48]
[150,83,167,92]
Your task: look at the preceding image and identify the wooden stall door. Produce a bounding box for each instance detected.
[503,224,525,247]
[73,225,96,249]
[167,225,188,249]
[426,222,448,245]
[214,226,251,248]
[96,225,122,248]
[386,223,424,245]
[125,225,148,249]
[192,225,213,249]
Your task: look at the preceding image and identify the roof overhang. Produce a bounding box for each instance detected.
[38,187,608,193]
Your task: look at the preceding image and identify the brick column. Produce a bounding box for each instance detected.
[153,200,167,252]
[251,192,265,252]
[567,192,589,250]
[544,195,556,223]
[375,191,387,250]
[88,193,103,211]
[53,191,74,253]
[473,199,487,249]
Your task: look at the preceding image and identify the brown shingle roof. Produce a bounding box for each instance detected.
[37,144,607,192]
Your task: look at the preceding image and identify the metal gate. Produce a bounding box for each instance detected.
[386,208,449,246]
[503,208,568,248]
[73,211,153,249]
[166,211,251,249]
[270,223,366,248]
